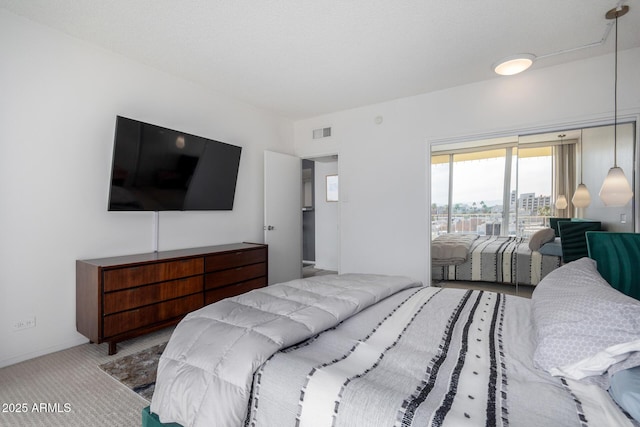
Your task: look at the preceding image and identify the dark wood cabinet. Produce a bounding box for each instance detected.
[76,243,267,355]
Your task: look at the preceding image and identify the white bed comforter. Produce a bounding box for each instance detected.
[150,273,422,427]
[431,233,479,266]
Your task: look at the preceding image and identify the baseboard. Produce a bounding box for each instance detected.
[0,336,88,369]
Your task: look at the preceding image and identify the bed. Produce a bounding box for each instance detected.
[431,235,561,285]
[143,248,640,427]
[431,220,602,286]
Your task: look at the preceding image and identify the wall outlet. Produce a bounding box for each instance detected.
[11,316,36,332]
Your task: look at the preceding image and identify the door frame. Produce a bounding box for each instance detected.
[302,154,340,274]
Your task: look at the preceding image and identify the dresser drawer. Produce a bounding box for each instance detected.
[204,277,266,305]
[205,248,267,272]
[103,293,202,337]
[103,258,203,292]
[103,276,203,315]
[205,262,266,290]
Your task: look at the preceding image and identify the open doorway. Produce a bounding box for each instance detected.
[302,155,339,277]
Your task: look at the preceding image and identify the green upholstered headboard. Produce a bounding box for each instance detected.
[549,217,570,236]
[557,220,602,263]
[586,231,640,300]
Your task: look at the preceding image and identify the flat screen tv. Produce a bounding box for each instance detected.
[108,116,242,211]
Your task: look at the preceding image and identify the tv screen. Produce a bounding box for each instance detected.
[108,116,242,211]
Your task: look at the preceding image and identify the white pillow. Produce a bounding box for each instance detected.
[532,258,640,387]
[528,227,556,251]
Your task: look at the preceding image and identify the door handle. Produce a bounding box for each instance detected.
[264,225,275,230]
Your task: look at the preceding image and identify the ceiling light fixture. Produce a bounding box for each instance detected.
[599,5,633,207]
[493,8,625,77]
[492,54,536,76]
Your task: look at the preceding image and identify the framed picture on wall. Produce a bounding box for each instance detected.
[326,175,339,202]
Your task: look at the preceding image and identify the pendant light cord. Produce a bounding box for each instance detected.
[614,13,618,167]
[580,129,584,182]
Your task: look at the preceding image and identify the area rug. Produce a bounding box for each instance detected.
[99,342,166,401]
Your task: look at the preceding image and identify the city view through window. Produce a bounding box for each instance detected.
[432,147,554,238]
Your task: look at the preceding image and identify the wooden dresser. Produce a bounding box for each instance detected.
[76,243,267,355]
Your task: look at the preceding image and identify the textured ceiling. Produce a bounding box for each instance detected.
[2,0,639,120]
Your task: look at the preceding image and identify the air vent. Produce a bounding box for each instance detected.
[312,127,332,139]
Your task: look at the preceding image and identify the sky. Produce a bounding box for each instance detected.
[431,155,552,207]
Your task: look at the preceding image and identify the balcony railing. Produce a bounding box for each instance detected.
[431,213,551,239]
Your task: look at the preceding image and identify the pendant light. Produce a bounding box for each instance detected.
[555,134,568,210]
[555,194,568,210]
[572,130,591,208]
[599,5,633,207]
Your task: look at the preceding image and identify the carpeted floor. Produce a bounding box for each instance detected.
[0,327,173,427]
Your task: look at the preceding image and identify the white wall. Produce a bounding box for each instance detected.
[582,123,635,232]
[314,161,339,271]
[0,10,294,367]
[294,48,640,285]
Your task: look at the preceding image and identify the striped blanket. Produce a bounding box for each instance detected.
[246,287,632,427]
[432,236,561,285]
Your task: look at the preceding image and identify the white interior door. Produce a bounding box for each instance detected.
[264,151,302,284]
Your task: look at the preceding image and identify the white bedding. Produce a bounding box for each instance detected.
[150,272,636,427]
[431,233,479,266]
[150,273,421,427]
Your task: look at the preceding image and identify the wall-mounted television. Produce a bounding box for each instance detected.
[108,116,242,211]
